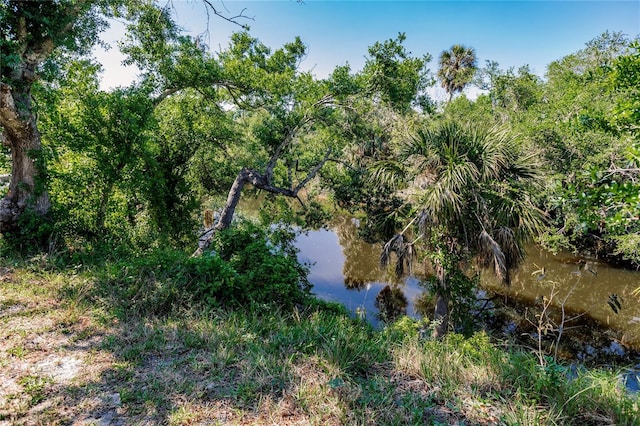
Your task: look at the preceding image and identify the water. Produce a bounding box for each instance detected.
[295,220,424,325]
[295,215,640,350]
[483,245,640,349]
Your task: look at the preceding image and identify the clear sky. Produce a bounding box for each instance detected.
[95,0,640,99]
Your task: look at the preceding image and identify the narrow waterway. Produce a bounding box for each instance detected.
[295,215,640,351]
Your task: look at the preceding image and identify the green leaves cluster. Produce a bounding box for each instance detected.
[364,32,433,113]
[444,31,640,266]
[0,0,108,86]
[98,220,310,316]
[610,41,640,129]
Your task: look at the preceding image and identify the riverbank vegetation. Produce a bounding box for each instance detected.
[1,252,638,424]
[1,1,639,424]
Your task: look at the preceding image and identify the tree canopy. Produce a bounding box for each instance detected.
[437,44,477,103]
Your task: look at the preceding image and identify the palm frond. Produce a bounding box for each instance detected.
[381,233,414,277]
[494,226,525,268]
[380,234,398,268]
[423,180,464,220]
[478,229,507,283]
[507,151,541,181]
[417,208,433,237]
[369,159,409,191]
[485,186,546,237]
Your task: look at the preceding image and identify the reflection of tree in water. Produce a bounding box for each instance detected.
[333,216,401,289]
[375,285,408,323]
[414,291,435,318]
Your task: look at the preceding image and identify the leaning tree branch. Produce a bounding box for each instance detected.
[265,128,297,184]
[292,147,333,193]
[264,96,334,183]
[194,146,333,256]
[326,157,358,172]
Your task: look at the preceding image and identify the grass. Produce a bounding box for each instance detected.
[0,253,638,425]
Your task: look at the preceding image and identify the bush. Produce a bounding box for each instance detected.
[95,221,311,317]
[0,208,55,255]
[210,220,311,307]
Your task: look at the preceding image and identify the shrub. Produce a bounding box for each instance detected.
[210,220,311,307]
[95,221,311,317]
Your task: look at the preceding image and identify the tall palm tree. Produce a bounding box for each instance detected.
[438,45,478,103]
[377,120,544,337]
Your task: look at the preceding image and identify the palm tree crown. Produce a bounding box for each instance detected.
[378,120,544,336]
[437,45,478,102]
[408,121,542,273]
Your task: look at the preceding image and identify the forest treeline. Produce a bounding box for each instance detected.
[1,2,639,323]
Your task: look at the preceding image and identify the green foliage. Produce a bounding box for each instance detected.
[610,41,640,129]
[422,262,479,335]
[210,220,311,307]
[363,32,434,113]
[375,120,544,333]
[491,65,542,114]
[0,208,54,255]
[321,83,424,240]
[93,223,310,317]
[442,93,494,124]
[551,158,640,264]
[526,33,640,265]
[459,32,640,267]
[34,59,202,249]
[570,172,639,235]
[0,0,109,87]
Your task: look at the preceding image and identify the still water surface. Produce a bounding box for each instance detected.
[294,215,640,349]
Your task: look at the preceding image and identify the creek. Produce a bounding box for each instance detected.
[294,215,640,358]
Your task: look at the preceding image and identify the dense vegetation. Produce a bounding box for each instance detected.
[1,1,639,423]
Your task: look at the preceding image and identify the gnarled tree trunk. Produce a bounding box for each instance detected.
[193,147,331,256]
[0,83,51,233]
[0,0,103,236]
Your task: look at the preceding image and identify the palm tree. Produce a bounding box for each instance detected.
[437,45,478,103]
[377,120,544,337]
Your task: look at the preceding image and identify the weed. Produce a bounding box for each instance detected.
[18,374,52,406]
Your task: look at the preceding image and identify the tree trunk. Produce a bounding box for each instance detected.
[216,168,250,231]
[193,168,252,256]
[96,180,115,231]
[0,83,51,233]
[432,262,449,338]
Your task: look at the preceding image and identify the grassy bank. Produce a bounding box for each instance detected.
[1,253,638,425]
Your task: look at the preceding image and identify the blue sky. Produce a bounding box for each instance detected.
[96,1,640,99]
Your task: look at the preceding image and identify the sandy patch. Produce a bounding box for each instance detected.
[36,354,83,383]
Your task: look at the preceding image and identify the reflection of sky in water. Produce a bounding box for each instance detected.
[296,229,344,284]
[296,227,422,326]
